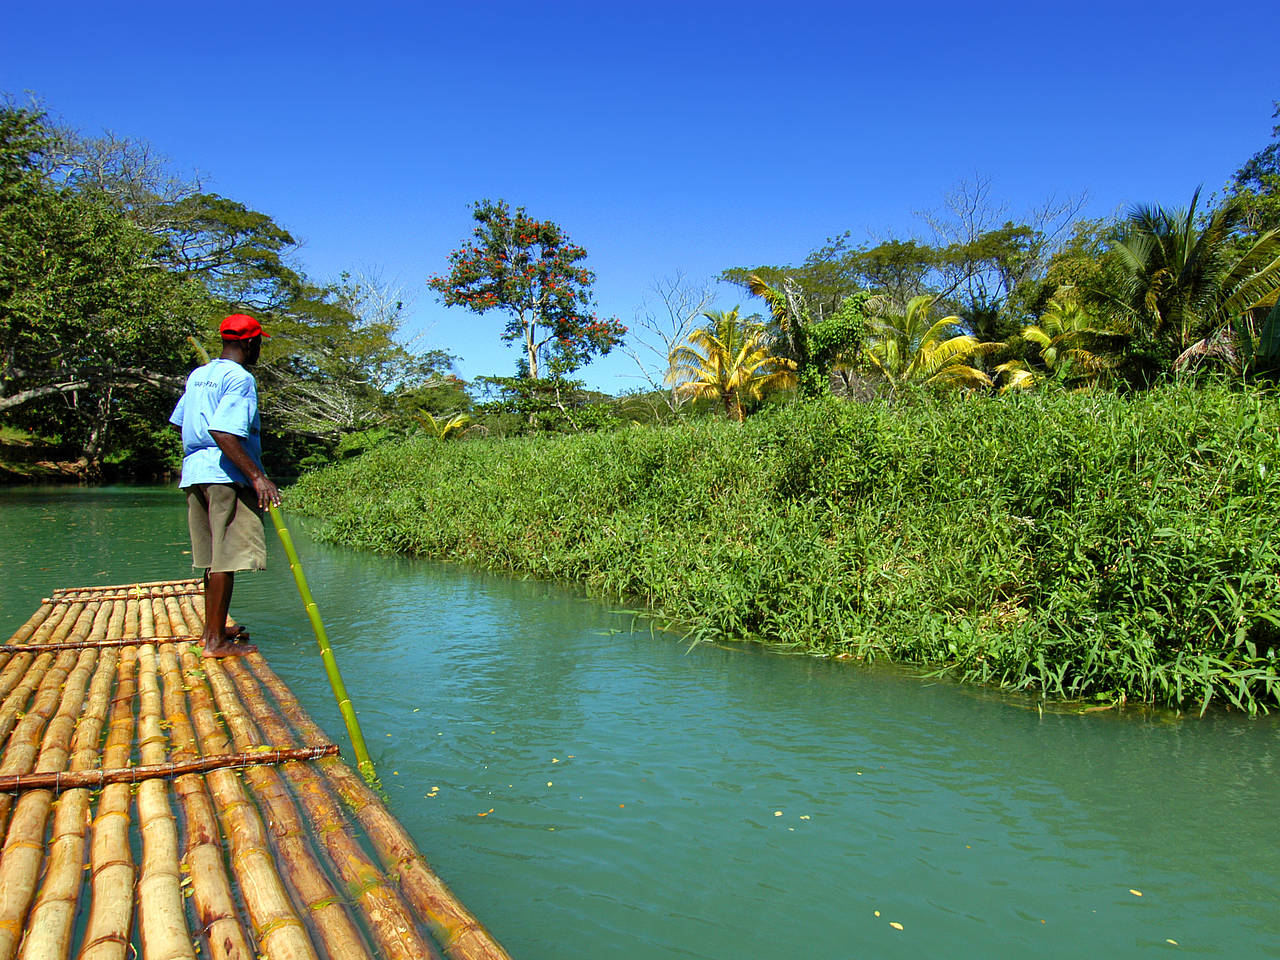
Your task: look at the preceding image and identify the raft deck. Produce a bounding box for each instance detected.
[0,578,511,960]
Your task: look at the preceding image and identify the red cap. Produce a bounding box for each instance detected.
[219,314,270,340]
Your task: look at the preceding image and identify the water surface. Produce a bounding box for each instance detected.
[1,487,1277,958]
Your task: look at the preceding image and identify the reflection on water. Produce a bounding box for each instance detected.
[2,487,1278,959]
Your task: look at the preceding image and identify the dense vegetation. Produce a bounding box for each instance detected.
[289,383,1280,714]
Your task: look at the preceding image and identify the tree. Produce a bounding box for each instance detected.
[415,411,472,439]
[621,271,716,412]
[0,102,207,474]
[745,275,867,398]
[1232,100,1280,237]
[1113,187,1280,362]
[723,177,1085,341]
[916,176,1086,338]
[471,375,618,435]
[666,308,794,421]
[428,199,625,378]
[861,295,999,391]
[995,287,1130,391]
[260,270,456,439]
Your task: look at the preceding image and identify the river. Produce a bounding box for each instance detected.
[1,486,1277,958]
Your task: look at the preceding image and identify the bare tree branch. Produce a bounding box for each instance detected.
[622,271,717,412]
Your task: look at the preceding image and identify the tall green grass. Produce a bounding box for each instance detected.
[287,383,1280,713]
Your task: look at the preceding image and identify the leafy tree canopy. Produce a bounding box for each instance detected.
[429,199,625,378]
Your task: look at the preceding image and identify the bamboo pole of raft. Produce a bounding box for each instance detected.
[161,619,329,960]
[5,604,53,645]
[20,604,122,960]
[266,504,378,786]
[169,599,373,960]
[239,657,514,960]
[0,602,110,960]
[133,624,197,960]
[0,603,80,739]
[78,598,140,960]
[149,592,257,960]
[0,603,100,837]
[199,656,443,960]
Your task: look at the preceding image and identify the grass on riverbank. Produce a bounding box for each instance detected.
[287,383,1280,713]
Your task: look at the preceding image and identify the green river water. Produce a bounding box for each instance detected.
[0,487,1277,959]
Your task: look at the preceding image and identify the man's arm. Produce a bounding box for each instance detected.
[209,430,281,510]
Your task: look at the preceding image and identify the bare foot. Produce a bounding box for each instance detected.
[198,625,251,647]
[202,639,259,658]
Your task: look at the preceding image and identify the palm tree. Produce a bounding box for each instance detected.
[666,308,795,421]
[415,411,471,439]
[861,295,998,390]
[1114,188,1280,358]
[746,274,867,397]
[746,274,807,367]
[996,287,1130,391]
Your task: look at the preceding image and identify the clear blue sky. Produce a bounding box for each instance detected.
[4,1,1278,392]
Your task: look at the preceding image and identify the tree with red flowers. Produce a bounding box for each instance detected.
[428,199,626,378]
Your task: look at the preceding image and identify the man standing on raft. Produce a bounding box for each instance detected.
[170,313,281,657]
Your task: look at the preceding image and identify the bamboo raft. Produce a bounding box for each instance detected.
[0,578,512,960]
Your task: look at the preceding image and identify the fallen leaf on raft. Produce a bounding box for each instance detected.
[477,809,494,817]
[1130,889,1143,897]
[889,922,903,931]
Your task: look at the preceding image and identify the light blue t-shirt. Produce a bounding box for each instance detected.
[169,359,264,488]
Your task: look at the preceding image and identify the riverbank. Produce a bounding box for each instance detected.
[287,383,1280,713]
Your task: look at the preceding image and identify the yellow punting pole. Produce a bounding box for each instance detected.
[267,504,379,787]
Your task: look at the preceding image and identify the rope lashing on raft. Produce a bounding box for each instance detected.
[0,743,340,793]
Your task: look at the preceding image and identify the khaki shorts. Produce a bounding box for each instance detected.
[186,483,266,573]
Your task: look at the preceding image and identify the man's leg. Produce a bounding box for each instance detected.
[200,569,248,642]
[201,485,260,658]
[202,571,235,653]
